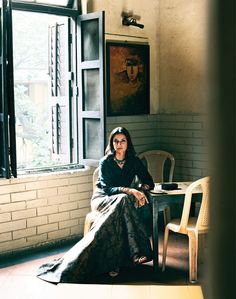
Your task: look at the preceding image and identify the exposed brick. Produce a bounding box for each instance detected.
[27,216,48,228]
[0,184,25,195]
[59,219,78,229]
[25,180,49,191]
[161,136,185,145]
[12,208,36,220]
[160,121,185,130]
[47,194,69,205]
[0,238,27,253]
[37,223,58,234]
[0,202,26,213]
[76,183,92,193]
[58,185,77,195]
[26,233,47,245]
[79,217,86,225]
[193,130,206,138]
[78,199,90,209]
[0,219,26,234]
[175,130,193,138]
[0,212,11,223]
[37,205,58,216]
[70,207,90,219]
[185,122,202,130]
[58,202,77,212]
[0,194,10,204]
[174,144,193,153]
[48,228,70,240]
[184,138,203,145]
[69,192,90,202]
[46,178,69,188]
[37,187,57,198]
[27,198,47,209]
[193,160,208,169]
[192,145,208,154]
[0,232,12,242]
[48,212,70,224]
[175,115,193,122]
[13,227,36,239]
[69,176,90,185]
[71,225,83,236]
[11,190,37,202]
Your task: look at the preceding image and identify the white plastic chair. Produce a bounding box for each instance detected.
[83,167,100,235]
[161,176,210,282]
[138,150,175,224]
[138,150,175,183]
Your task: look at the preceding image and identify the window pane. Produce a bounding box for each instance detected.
[12,11,68,169]
[83,69,100,111]
[20,0,69,6]
[81,19,99,61]
[83,119,102,159]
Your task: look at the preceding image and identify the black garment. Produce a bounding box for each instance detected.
[37,154,154,284]
[97,154,154,195]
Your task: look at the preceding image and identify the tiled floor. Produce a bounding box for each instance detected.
[0,233,206,299]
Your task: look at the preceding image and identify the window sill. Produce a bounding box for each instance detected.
[17,164,85,176]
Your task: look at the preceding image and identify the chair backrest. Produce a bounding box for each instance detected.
[93,167,99,191]
[179,176,210,233]
[138,150,175,183]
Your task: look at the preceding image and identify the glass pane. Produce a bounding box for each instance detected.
[21,0,69,6]
[81,19,99,61]
[84,119,102,159]
[12,11,68,169]
[83,69,100,111]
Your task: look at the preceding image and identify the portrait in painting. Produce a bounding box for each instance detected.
[106,42,150,116]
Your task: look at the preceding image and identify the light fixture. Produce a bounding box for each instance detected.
[121,12,144,29]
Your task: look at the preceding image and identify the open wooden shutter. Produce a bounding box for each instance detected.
[77,11,105,166]
[0,0,16,178]
[49,18,72,164]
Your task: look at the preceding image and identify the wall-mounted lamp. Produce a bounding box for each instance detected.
[122,15,144,29]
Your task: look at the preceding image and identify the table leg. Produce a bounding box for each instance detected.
[152,198,159,272]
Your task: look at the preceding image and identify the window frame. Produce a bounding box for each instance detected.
[77,11,106,166]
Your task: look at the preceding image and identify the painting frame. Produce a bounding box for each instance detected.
[106,41,150,116]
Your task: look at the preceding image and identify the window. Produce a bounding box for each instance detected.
[21,0,71,6]
[0,0,105,178]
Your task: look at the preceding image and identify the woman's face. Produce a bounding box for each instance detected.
[126,65,139,82]
[113,133,128,154]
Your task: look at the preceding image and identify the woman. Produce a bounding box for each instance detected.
[37,127,154,283]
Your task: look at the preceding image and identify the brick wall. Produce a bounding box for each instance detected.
[107,113,209,181]
[106,114,160,155]
[0,166,94,256]
[158,113,209,181]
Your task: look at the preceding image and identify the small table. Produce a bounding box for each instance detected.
[148,182,202,272]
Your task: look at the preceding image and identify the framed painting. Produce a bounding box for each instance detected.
[106,42,150,116]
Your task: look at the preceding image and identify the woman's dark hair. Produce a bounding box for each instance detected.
[105,127,136,157]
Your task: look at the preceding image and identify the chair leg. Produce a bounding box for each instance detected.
[83,212,98,235]
[83,215,93,235]
[188,231,198,282]
[163,207,171,225]
[162,226,170,271]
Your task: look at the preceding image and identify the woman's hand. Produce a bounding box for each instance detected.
[129,188,149,207]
